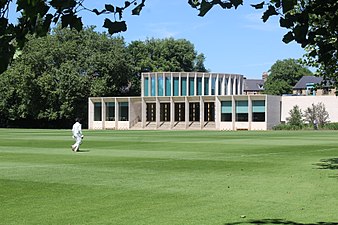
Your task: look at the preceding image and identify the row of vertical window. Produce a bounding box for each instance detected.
[144,76,240,97]
[93,102,128,121]
[93,100,265,122]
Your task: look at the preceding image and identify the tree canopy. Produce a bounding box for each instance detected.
[0,26,206,128]
[263,58,313,95]
[1,0,337,80]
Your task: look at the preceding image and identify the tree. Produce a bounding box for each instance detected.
[128,38,207,73]
[303,102,329,128]
[0,26,133,127]
[263,58,312,95]
[1,0,336,81]
[286,105,303,128]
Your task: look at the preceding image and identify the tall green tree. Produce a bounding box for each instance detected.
[263,58,313,95]
[0,26,132,127]
[1,0,336,81]
[127,37,207,95]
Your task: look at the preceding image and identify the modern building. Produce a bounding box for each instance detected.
[89,72,281,130]
[88,72,338,130]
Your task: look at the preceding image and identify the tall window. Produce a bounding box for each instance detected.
[146,103,156,121]
[158,76,164,96]
[151,75,156,96]
[119,102,129,121]
[189,77,194,96]
[94,102,102,121]
[173,77,179,96]
[221,101,232,121]
[197,77,202,95]
[236,100,248,121]
[204,77,209,95]
[106,102,115,121]
[189,103,200,121]
[165,77,171,96]
[174,103,185,121]
[144,77,149,96]
[211,77,216,95]
[181,77,187,96]
[252,100,265,122]
[160,103,170,121]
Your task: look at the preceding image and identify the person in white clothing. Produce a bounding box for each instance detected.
[71,118,83,152]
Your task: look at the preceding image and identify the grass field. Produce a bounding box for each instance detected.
[0,129,338,225]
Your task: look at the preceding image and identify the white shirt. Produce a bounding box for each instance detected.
[72,122,82,137]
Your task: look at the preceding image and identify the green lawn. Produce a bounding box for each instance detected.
[0,129,337,225]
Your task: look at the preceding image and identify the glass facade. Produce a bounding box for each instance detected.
[151,76,155,96]
[204,77,209,95]
[221,101,232,121]
[94,102,102,121]
[252,100,265,122]
[204,102,215,121]
[106,102,115,121]
[119,102,129,121]
[181,77,187,96]
[235,100,248,121]
[189,77,194,96]
[173,77,179,96]
[144,77,149,96]
[197,77,202,95]
[165,77,171,96]
[158,76,163,96]
[189,103,200,121]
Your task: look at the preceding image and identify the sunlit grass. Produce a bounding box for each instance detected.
[0,129,337,225]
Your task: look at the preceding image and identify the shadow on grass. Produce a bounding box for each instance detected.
[314,158,338,178]
[315,158,338,170]
[224,219,338,225]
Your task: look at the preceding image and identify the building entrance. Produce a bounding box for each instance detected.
[204,102,215,121]
[146,103,156,121]
[174,103,185,121]
[160,103,170,121]
[189,102,200,121]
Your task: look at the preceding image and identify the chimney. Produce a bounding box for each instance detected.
[262,72,268,82]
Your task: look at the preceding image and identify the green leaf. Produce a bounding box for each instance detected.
[105,4,114,13]
[251,2,265,9]
[262,5,278,22]
[219,2,233,9]
[198,0,213,17]
[279,17,293,28]
[282,0,296,14]
[132,0,145,15]
[124,1,131,8]
[230,0,243,9]
[188,0,199,8]
[282,31,294,43]
[103,19,127,34]
[293,24,308,43]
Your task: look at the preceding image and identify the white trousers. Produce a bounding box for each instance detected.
[72,135,82,151]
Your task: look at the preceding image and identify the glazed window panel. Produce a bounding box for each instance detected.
[252,100,265,122]
[181,77,187,96]
[158,76,164,96]
[119,102,129,121]
[173,77,179,96]
[144,77,149,96]
[221,101,232,122]
[94,102,102,121]
[204,77,209,95]
[105,102,115,121]
[235,100,248,122]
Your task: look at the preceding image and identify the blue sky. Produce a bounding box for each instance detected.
[10,0,308,79]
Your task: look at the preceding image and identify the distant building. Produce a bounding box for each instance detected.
[293,76,336,96]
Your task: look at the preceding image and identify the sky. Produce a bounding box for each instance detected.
[10,0,308,79]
